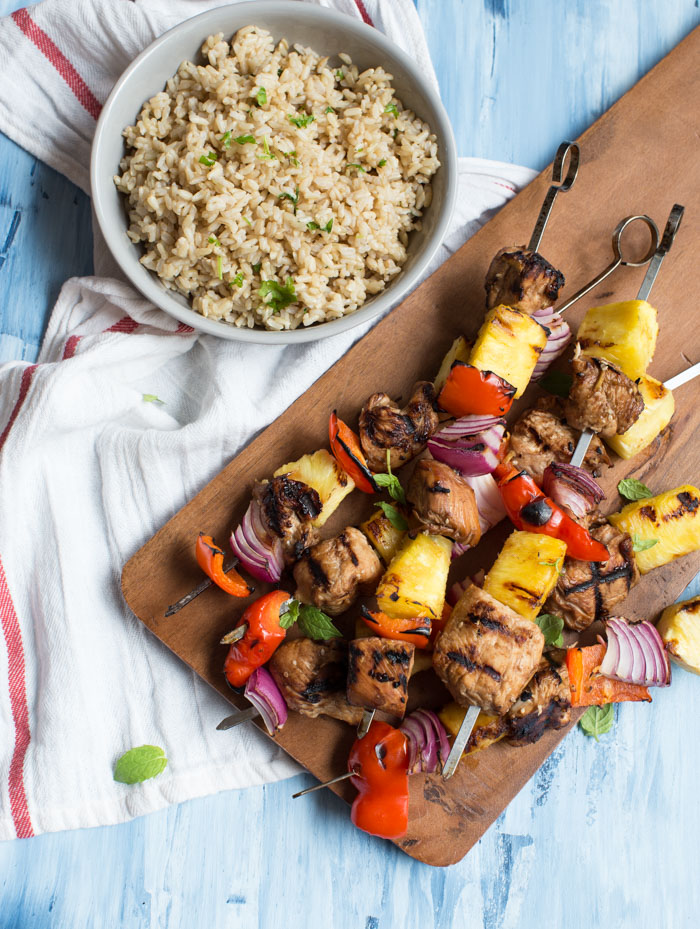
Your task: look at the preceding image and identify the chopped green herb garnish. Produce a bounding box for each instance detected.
[325,106,335,114]
[278,186,300,214]
[377,501,408,531]
[234,134,257,145]
[230,273,245,288]
[579,704,615,741]
[142,394,164,404]
[242,216,253,228]
[303,307,310,314]
[216,255,223,280]
[385,102,399,118]
[355,147,363,153]
[307,221,320,231]
[534,613,564,648]
[208,235,221,247]
[618,478,653,501]
[255,87,267,106]
[378,158,387,167]
[277,67,283,77]
[257,136,276,160]
[199,151,218,167]
[288,113,315,129]
[220,131,232,148]
[259,276,296,313]
[252,262,261,274]
[335,69,344,81]
[539,369,573,398]
[283,150,299,166]
[392,128,399,139]
[346,163,366,173]
[632,533,659,553]
[324,218,333,233]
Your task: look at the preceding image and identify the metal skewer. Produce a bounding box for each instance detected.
[292,769,357,799]
[164,555,241,617]
[357,708,376,739]
[441,704,481,780]
[570,204,685,467]
[528,141,580,253]
[216,706,261,730]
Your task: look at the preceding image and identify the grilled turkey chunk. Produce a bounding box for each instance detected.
[293,527,382,616]
[506,659,571,745]
[545,518,639,631]
[407,459,482,545]
[433,583,544,715]
[347,637,415,719]
[268,638,364,725]
[359,381,439,472]
[484,246,565,314]
[254,475,322,562]
[563,350,644,438]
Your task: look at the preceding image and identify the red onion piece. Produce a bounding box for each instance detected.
[230,500,284,584]
[464,473,507,536]
[244,666,289,734]
[532,308,572,380]
[542,462,605,518]
[399,709,451,775]
[447,579,469,606]
[428,423,506,477]
[437,414,503,438]
[600,617,671,687]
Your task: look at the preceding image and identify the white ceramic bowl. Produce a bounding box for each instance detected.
[91,1,458,344]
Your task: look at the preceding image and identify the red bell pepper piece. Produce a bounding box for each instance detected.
[196,533,253,597]
[348,720,410,840]
[493,465,610,562]
[437,362,515,418]
[329,410,377,494]
[361,606,432,649]
[223,590,291,688]
[566,644,652,706]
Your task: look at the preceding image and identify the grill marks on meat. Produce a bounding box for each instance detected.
[406,459,482,545]
[432,583,544,715]
[293,527,382,616]
[484,246,565,314]
[347,637,414,718]
[563,352,644,438]
[268,638,364,725]
[545,518,640,630]
[506,659,571,745]
[359,381,439,472]
[509,397,611,483]
[254,476,321,561]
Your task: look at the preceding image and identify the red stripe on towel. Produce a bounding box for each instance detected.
[11,8,102,120]
[62,335,82,360]
[353,0,373,25]
[105,316,139,334]
[0,365,37,454]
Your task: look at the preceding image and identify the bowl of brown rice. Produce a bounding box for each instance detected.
[91,2,458,343]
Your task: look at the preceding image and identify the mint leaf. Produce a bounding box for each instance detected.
[377,501,408,531]
[255,87,267,106]
[279,599,300,629]
[539,370,572,398]
[234,134,256,145]
[142,394,163,404]
[618,478,653,501]
[534,613,564,647]
[297,604,342,640]
[384,102,399,118]
[373,451,406,505]
[579,705,615,741]
[632,533,659,553]
[288,113,315,129]
[259,277,296,314]
[114,745,167,784]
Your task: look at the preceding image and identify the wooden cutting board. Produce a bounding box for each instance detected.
[121,27,700,867]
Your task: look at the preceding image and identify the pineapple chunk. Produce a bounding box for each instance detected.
[609,485,700,574]
[483,531,566,621]
[657,596,700,675]
[434,335,471,393]
[577,299,658,379]
[274,449,354,528]
[469,304,548,398]
[438,703,507,756]
[605,375,674,460]
[359,509,405,563]
[376,533,452,620]
[353,617,433,675]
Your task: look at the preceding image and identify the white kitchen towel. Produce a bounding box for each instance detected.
[0,0,536,839]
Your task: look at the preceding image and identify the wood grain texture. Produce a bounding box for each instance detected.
[121,25,700,868]
[2,0,700,925]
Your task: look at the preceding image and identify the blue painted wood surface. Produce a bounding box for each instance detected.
[1,2,700,927]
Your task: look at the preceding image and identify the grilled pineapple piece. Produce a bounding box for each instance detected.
[609,485,700,574]
[434,335,471,393]
[353,617,433,674]
[657,597,700,675]
[483,531,566,621]
[438,703,507,755]
[274,449,354,528]
[376,532,452,620]
[577,299,658,379]
[359,509,405,563]
[469,304,548,398]
[605,375,674,460]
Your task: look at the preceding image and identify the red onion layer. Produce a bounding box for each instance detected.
[399,709,451,775]
[244,666,289,734]
[428,423,506,477]
[230,500,284,583]
[532,307,571,380]
[542,462,605,518]
[599,617,671,687]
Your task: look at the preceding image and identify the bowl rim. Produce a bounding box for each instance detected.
[90,0,458,344]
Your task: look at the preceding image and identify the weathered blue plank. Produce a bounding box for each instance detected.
[1,1,700,928]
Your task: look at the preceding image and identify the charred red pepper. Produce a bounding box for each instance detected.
[361,606,432,649]
[196,533,253,597]
[348,719,410,840]
[566,644,651,706]
[493,464,610,562]
[329,410,378,494]
[223,589,291,688]
[437,363,516,418]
